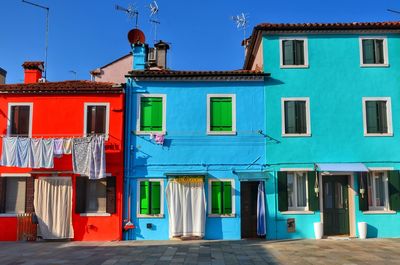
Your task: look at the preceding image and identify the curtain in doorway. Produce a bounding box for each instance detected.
[166,178,206,238]
[257,181,266,236]
[34,177,74,239]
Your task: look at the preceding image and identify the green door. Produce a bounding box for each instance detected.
[323,175,349,236]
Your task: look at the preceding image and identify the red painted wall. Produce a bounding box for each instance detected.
[0,93,124,241]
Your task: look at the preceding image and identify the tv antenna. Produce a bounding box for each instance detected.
[22,0,49,79]
[69,70,77,80]
[115,4,139,28]
[231,13,249,57]
[387,8,400,14]
[149,0,160,43]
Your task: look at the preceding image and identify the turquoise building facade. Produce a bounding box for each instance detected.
[244,22,400,239]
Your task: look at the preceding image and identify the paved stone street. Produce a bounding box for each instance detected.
[0,239,400,265]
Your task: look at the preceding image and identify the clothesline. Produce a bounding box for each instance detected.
[0,134,109,138]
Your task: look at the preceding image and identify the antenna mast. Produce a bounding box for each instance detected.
[115,4,139,28]
[22,0,50,79]
[231,13,249,58]
[149,0,160,43]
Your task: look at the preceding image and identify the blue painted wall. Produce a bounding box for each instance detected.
[262,33,400,239]
[124,79,267,240]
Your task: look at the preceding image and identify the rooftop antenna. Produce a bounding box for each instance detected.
[69,70,77,80]
[149,0,160,43]
[115,4,139,28]
[22,0,49,79]
[387,9,400,14]
[231,12,249,57]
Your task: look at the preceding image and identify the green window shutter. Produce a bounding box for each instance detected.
[223,182,232,214]
[140,181,150,214]
[374,39,385,64]
[362,39,375,64]
[210,98,232,132]
[150,182,161,214]
[210,98,221,131]
[294,40,305,65]
[220,99,232,131]
[106,176,116,214]
[366,101,378,133]
[211,182,222,214]
[284,101,296,134]
[75,177,87,214]
[358,173,369,211]
[307,171,319,211]
[140,97,163,131]
[282,40,294,65]
[377,101,388,133]
[388,171,400,211]
[278,172,288,212]
[0,178,7,213]
[295,101,307,134]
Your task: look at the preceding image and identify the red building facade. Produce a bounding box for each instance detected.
[0,62,124,241]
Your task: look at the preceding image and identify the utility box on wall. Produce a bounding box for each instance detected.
[287,218,295,233]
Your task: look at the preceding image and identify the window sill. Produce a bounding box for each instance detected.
[79,213,111,217]
[282,133,311,137]
[280,65,309,69]
[137,214,164,219]
[0,213,20,217]
[281,211,315,215]
[363,210,396,215]
[364,133,393,137]
[360,64,389,68]
[208,214,236,218]
[134,131,166,136]
[207,131,237,136]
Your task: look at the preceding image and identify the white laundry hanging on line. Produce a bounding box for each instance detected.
[72,136,106,179]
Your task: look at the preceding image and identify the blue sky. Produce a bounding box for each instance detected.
[0,0,398,83]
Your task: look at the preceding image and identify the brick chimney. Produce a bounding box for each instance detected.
[22,61,44,84]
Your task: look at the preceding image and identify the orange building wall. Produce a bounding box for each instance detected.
[0,93,124,241]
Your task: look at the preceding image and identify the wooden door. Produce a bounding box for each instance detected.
[241,181,259,238]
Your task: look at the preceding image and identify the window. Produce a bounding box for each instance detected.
[360,37,388,66]
[137,94,166,133]
[362,97,392,136]
[282,98,311,136]
[368,172,389,211]
[287,172,308,211]
[138,180,162,216]
[8,103,32,137]
[280,38,308,68]
[75,176,116,215]
[0,177,26,214]
[207,94,236,135]
[209,180,234,216]
[84,103,109,138]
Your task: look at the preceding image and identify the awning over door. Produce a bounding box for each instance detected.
[234,170,269,181]
[316,163,368,172]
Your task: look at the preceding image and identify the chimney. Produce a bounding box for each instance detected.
[22,61,44,84]
[132,43,148,70]
[154,41,170,69]
[0,67,6,84]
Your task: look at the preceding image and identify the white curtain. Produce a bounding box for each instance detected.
[166,179,206,238]
[34,177,74,239]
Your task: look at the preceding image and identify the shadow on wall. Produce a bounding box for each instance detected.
[367,224,378,238]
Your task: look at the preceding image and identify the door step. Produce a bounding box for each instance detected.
[325,236,351,240]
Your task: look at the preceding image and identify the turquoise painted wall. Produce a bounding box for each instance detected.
[263,33,400,239]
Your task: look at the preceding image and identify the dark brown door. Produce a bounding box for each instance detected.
[323,175,350,236]
[241,181,259,238]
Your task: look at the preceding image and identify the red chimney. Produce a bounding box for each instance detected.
[22,61,44,84]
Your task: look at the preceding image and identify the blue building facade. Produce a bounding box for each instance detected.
[123,45,269,240]
[244,22,400,239]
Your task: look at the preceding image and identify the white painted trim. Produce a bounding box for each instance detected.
[362,97,393,136]
[80,213,111,217]
[280,168,314,172]
[136,94,167,135]
[280,211,314,215]
[281,97,311,137]
[207,178,236,216]
[7,102,33,137]
[1,173,31,177]
[363,210,396,215]
[136,178,165,218]
[279,37,309,68]
[287,171,309,211]
[368,171,390,211]
[359,36,389,67]
[206,94,237,135]
[83,102,110,140]
[368,167,394,171]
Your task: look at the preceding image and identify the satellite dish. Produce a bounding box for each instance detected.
[128,28,146,44]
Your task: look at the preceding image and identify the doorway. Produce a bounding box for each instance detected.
[240,181,259,238]
[323,175,350,236]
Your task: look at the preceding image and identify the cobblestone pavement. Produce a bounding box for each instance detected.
[0,238,400,265]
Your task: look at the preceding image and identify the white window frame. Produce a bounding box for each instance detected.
[136,178,165,218]
[287,171,309,211]
[207,94,237,135]
[368,171,390,211]
[359,36,389,67]
[281,97,311,137]
[7,103,33,137]
[136,94,167,135]
[208,178,235,217]
[0,175,30,217]
[83,102,110,140]
[362,97,393,136]
[279,37,309,69]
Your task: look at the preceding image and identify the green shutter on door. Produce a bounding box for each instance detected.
[140,181,150,214]
[307,171,319,211]
[140,97,162,131]
[358,173,369,211]
[210,98,232,132]
[223,182,232,214]
[388,170,400,211]
[150,182,161,214]
[211,182,222,214]
[278,171,288,212]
